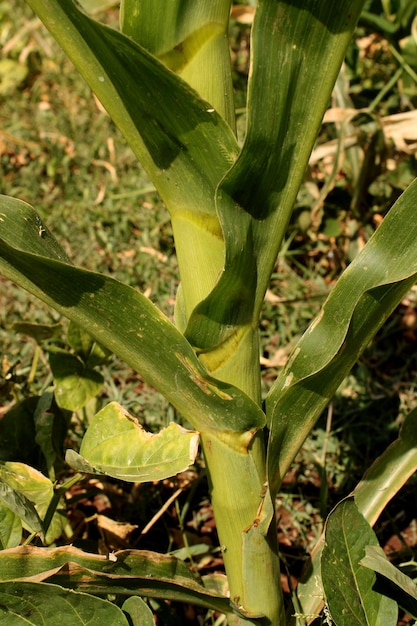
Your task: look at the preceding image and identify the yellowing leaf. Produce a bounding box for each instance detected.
[0,462,65,544]
[66,402,199,482]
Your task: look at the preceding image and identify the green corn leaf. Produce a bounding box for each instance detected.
[25,0,237,209]
[0,581,130,625]
[322,499,397,626]
[0,545,232,615]
[120,0,235,129]
[66,402,199,482]
[266,178,417,495]
[185,0,366,352]
[354,405,417,526]
[361,545,417,618]
[0,195,264,437]
[25,0,238,315]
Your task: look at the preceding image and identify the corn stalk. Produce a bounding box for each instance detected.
[1,1,417,625]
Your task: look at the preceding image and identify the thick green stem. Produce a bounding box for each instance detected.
[199,325,285,625]
[201,430,285,625]
[194,306,283,620]
[120,3,284,621]
[172,215,225,322]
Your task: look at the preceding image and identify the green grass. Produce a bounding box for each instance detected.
[2,2,417,622]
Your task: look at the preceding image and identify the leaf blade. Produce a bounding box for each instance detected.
[49,349,104,412]
[120,0,235,129]
[185,0,366,350]
[0,545,232,615]
[0,196,264,436]
[67,402,199,482]
[294,405,417,623]
[321,499,397,626]
[0,581,130,625]
[361,545,417,618]
[0,503,22,550]
[266,178,417,493]
[25,0,237,214]
[0,462,65,544]
[354,406,417,525]
[25,0,237,316]
[122,596,154,626]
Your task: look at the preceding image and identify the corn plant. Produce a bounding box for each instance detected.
[1,1,417,624]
